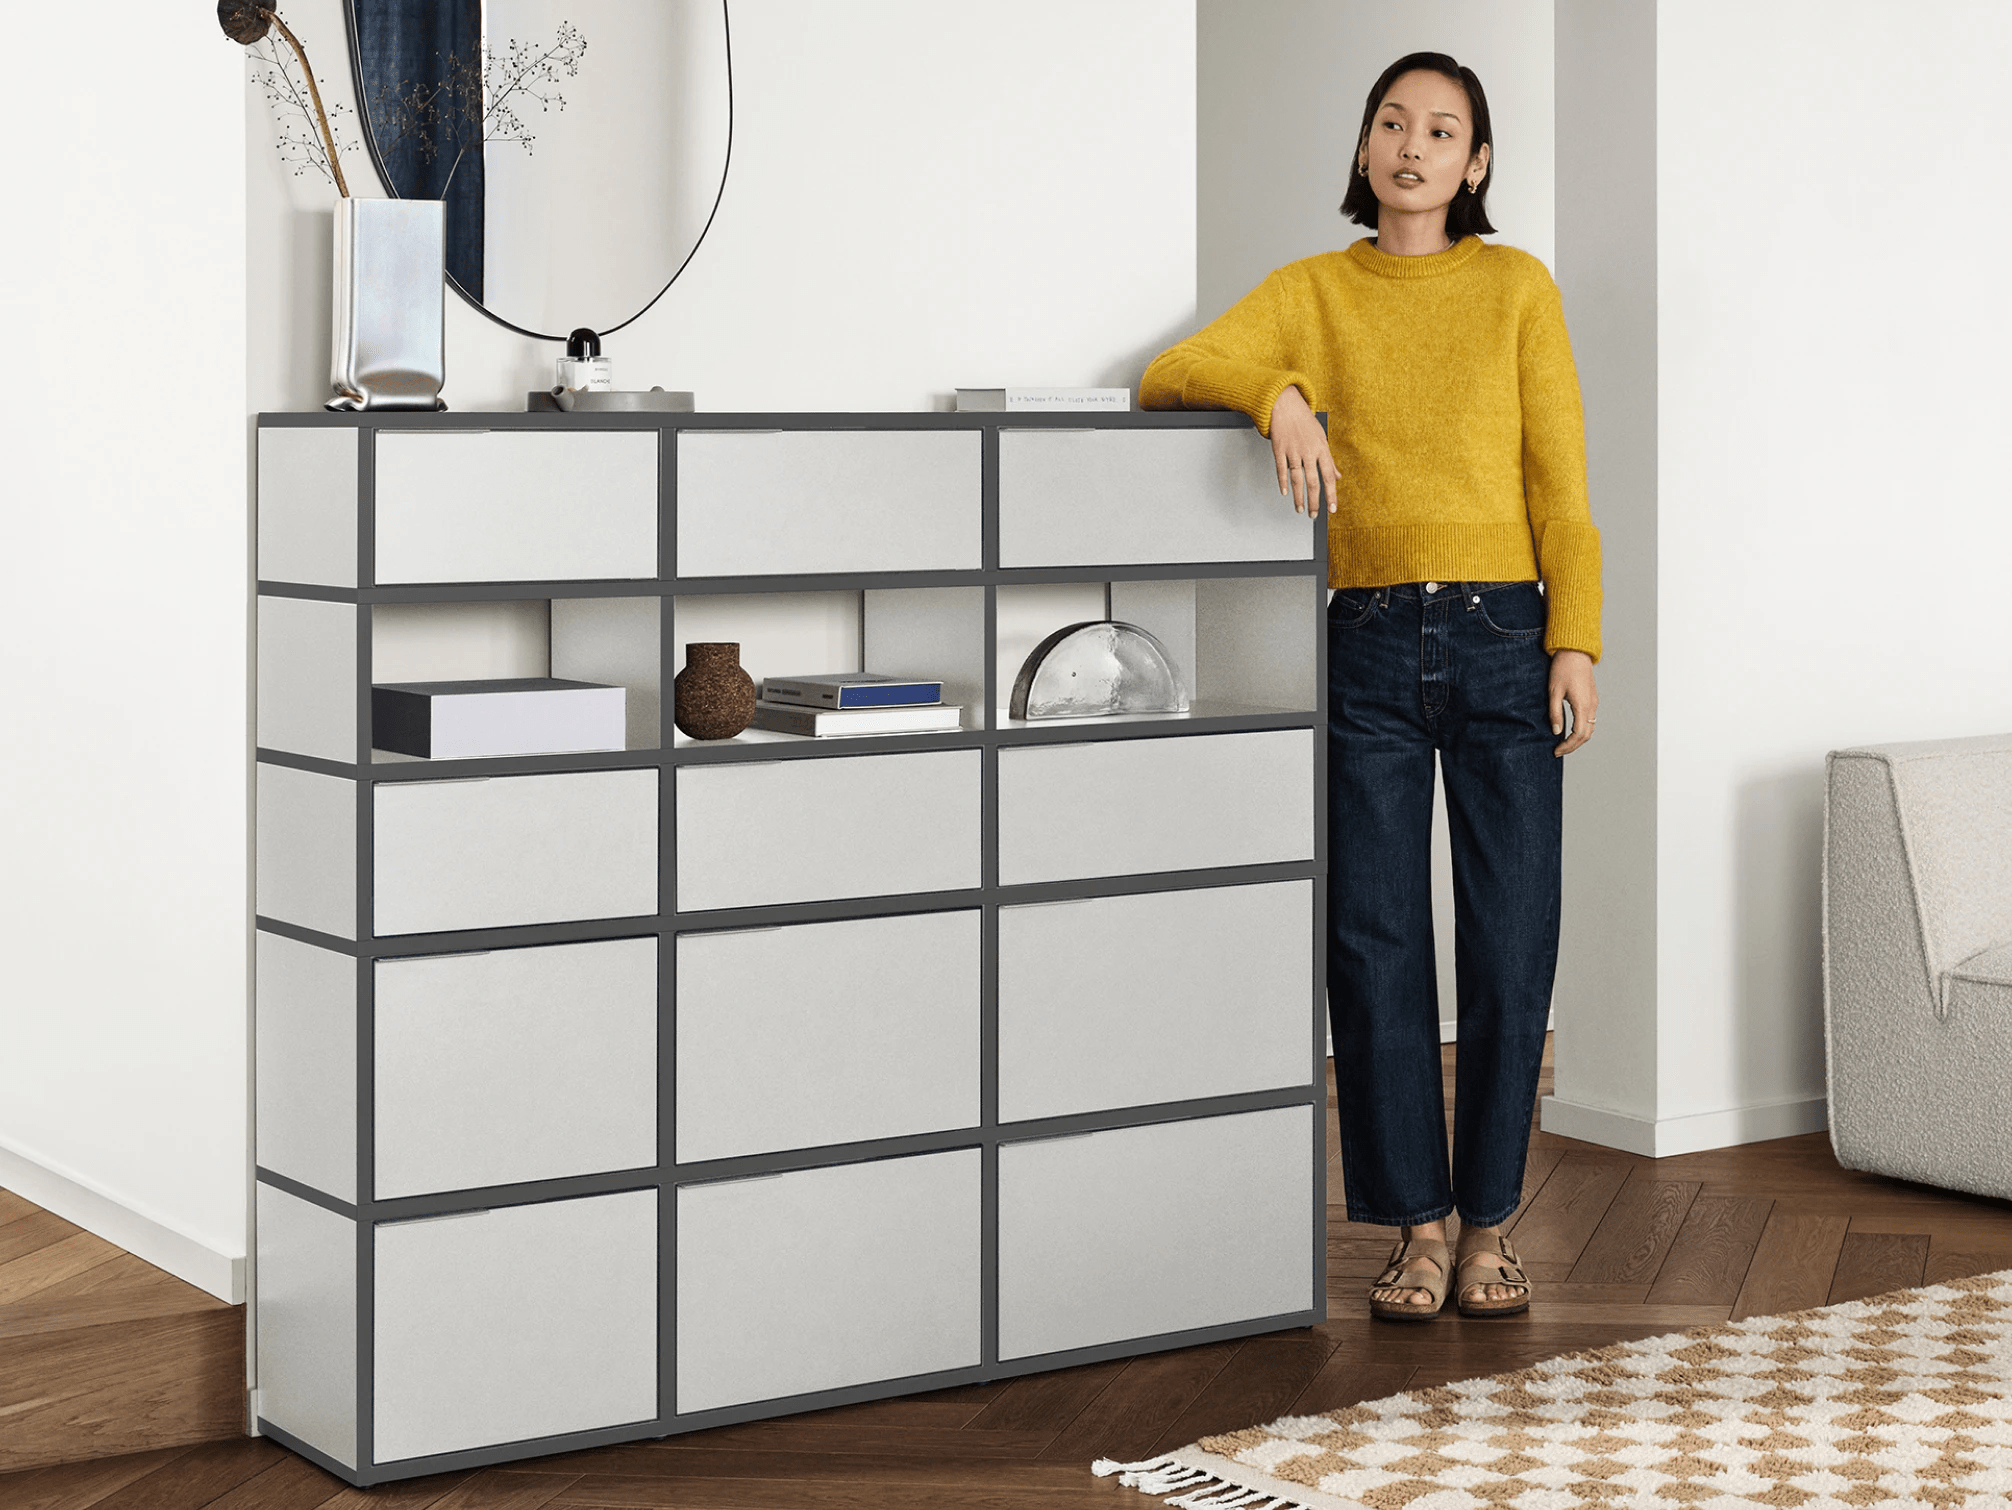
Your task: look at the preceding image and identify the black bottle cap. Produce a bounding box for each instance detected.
[566,328,601,358]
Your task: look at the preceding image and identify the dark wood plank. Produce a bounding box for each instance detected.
[0,1232,125,1307]
[550,1477,1117,1509]
[422,1471,582,1510]
[1567,1180,1699,1285]
[309,1470,477,1510]
[1287,1353,1415,1416]
[0,1448,191,1510]
[1643,1195,1773,1307]
[204,1454,349,1510]
[655,1421,1052,1461]
[961,1359,1126,1433]
[0,1309,246,1473]
[1827,1230,1929,1305]
[1925,1240,2012,1285]
[0,1188,38,1225]
[1147,1333,1335,1455]
[1033,1341,1238,1463]
[0,1209,84,1268]
[83,1439,285,1510]
[1731,1210,1850,1321]
[787,1400,990,1430]
[1502,1155,1632,1267]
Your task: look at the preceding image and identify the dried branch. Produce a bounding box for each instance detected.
[249,37,359,190]
[220,2,351,197]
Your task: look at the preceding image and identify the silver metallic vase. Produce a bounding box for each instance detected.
[328,198,446,412]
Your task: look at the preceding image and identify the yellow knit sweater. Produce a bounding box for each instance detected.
[1142,235,1602,661]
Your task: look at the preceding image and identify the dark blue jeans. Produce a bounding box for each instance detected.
[1327,580,1562,1228]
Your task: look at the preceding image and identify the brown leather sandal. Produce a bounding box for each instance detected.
[1455,1230,1531,1317]
[1368,1233,1451,1321]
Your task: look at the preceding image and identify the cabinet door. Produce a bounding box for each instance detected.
[374,430,658,583]
[998,428,1314,567]
[373,1189,657,1463]
[677,750,980,912]
[373,769,658,935]
[375,938,657,1197]
[997,1107,1313,1360]
[676,912,979,1162]
[996,731,1313,885]
[676,1150,981,1413]
[998,881,1312,1122]
[676,430,980,576]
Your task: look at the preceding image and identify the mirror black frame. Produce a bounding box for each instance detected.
[341,0,737,344]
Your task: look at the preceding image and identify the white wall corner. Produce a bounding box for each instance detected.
[0,1137,245,1304]
[1540,1091,1828,1160]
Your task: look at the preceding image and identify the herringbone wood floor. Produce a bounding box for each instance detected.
[5,1041,2011,1509]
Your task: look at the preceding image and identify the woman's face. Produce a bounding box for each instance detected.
[1358,69,1490,215]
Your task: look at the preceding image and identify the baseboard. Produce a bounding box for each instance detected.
[1539,1092,1829,1158]
[0,1136,244,1304]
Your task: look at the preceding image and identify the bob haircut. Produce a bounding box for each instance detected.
[1340,52,1496,238]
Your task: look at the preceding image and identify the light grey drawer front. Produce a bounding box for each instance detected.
[375,938,657,1197]
[998,428,1315,567]
[677,912,980,1162]
[999,880,1312,1122]
[997,731,1313,885]
[677,430,980,576]
[998,1107,1312,1360]
[677,750,981,911]
[373,769,657,935]
[374,431,658,583]
[374,1189,657,1463]
[676,1149,981,1413]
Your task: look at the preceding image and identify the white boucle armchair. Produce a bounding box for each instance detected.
[1824,733,2012,1200]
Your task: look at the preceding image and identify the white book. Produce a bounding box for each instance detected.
[955,387,1132,412]
[749,700,965,738]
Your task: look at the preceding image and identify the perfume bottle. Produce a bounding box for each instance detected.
[556,328,613,392]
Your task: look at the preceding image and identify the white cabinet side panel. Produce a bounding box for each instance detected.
[255,933,357,1202]
[676,430,981,576]
[374,1190,657,1463]
[997,1106,1313,1359]
[677,911,981,1162]
[998,428,1315,567]
[256,764,357,939]
[998,881,1312,1122]
[258,595,358,763]
[374,431,658,584]
[259,427,359,588]
[677,1150,981,1413]
[1194,575,1320,712]
[373,769,658,935]
[677,750,981,911]
[551,596,663,750]
[996,731,1314,885]
[375,938,658,1197]
[256,1184,357,1468]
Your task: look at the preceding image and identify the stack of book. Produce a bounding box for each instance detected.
[751,674,964,737]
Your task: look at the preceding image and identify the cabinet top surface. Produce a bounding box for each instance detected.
[255,410,1265,432]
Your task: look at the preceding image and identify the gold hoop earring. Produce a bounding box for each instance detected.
[1466,178,1479,193]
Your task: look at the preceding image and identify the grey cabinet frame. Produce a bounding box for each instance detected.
[252,409,1329,1487]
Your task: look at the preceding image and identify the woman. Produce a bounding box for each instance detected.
[1142,52,1599,1320]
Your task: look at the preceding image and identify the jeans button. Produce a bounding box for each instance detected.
[1425,581,1441,594]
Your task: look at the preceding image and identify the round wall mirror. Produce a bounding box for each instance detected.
[345,0,732,340]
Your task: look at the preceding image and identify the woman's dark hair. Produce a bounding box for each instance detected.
[1340,52,1496,237]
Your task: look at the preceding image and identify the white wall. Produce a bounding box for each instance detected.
[0,10,249,1298]
[253,0,1199,413]
[1547,0,2012,1155]
[1197,0,1555,1041]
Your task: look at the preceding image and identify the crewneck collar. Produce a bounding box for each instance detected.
[1346,234,1483,279]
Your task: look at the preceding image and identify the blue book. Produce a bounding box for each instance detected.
[761,673,944,709]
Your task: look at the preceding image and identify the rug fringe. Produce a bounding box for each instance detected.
[1091,1455,1299,1508]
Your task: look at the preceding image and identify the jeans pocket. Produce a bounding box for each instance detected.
[1475,583,1548,640]
[1330,589,1376,629]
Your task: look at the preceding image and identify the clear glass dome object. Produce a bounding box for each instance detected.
[1010,620,1190,720]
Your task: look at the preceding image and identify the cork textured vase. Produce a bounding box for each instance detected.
[673,642,757,740]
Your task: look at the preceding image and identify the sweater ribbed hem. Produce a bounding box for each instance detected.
[1345,234,1485,280]
[1179,358,1316,435]
[1328,523,1538,594]
[1534,519,1604,662]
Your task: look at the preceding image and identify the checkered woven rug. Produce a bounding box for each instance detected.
[1094,1271,2012,1509]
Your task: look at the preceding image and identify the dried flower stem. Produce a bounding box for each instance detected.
[264,9,348,197]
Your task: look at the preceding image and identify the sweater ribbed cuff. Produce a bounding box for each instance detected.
[1180,359,1315,436]
[1536,519,1603,662]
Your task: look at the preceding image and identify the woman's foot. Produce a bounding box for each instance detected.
[1455,1225,1531,1315]
[1369,1222,1449,1313]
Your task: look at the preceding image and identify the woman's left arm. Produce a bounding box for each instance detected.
[1519,271,1603,755]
